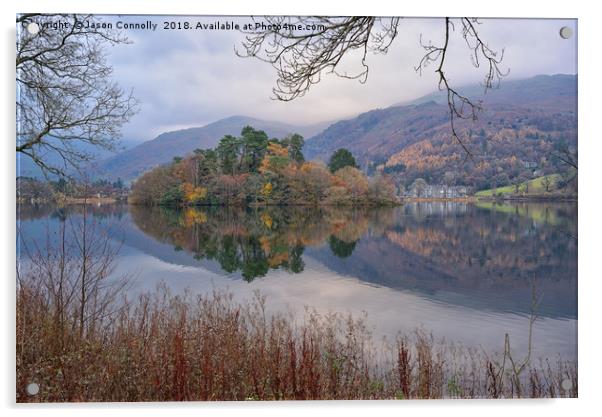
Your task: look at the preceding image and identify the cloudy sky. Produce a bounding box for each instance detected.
[103,16,577,142]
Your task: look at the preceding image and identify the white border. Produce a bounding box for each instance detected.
[2,1,599,416]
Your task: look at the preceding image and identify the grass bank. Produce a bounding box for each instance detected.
[474,174,575,198]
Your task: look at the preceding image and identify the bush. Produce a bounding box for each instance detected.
[157,186,183,205]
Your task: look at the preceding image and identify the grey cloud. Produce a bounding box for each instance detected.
[99,16,576,142]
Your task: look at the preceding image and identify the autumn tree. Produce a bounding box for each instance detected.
[213,174,249,205]
[335,166,369,202]
[259,142,293,203]
[16,14,137,177]
[298,162,333,205]
[129,166,180,205]
[368,175,398,204]
[181,182,208,204]
[410,178,428,197]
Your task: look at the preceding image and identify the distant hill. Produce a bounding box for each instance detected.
[403,73,577,109]
[59,74,577,190]
[304,74,577,190]
[17,139,139,179]
[303,100,450,165]
[93,116,323,181]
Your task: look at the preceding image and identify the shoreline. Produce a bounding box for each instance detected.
[403,195,577,203]
[18,197,125,205]
[18,195,578,207]
[474,195,577,203]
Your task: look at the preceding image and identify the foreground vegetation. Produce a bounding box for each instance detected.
[16,281,577,401]
[129,126,398,207]
[16,206,577,402]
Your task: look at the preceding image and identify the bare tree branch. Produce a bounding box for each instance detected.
[238,17,507,159]
[16,14,138,178]
[237,17,400,101]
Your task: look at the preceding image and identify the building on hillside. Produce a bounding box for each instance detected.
[523,161,538,169]
[405,184,472,198]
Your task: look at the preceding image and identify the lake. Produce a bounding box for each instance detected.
[17,201,577,362]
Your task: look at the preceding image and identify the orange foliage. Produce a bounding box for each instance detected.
[181,182,207,203]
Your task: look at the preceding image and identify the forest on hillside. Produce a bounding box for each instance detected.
[383,115,578,192]
[305,96,577,194]
[129,126,398,207]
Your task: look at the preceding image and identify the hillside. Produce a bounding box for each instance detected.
[474,174,569,197]
[92,74,577,189]
[402,74,576,109]
[94,116,323,181]
[304,101,449,165]
[17,139,139,180]
[304,74,577,191]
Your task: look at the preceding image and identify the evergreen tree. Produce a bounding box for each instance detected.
[217,135,240,175]
[328,148,358,173]
[240,126,269,173]
[287,133,305,163]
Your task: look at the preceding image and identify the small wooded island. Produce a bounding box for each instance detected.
[129,126,399,206]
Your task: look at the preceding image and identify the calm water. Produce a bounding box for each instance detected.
[17,201,577,361]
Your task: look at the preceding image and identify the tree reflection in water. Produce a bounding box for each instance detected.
[129,205,379,281]
[128,202,577,293]
[19,202,577,319]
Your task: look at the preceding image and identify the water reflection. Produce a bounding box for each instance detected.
[19,202,577,319]
[128,205,382,281]
[17,201,577,359]
[123,203,577,318]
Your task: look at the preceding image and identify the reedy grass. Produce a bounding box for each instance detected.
[17,282,577,402]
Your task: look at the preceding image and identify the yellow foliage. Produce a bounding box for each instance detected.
[259,235,271,252]
[259,143,292,174]
[190,186,207,202]
[267,142,288,157]
[259,155,271,174]
[261,182,273,197]
[300,161,316,173]
[182,208,207,226]
[261,212,273,229]
[181,182,207,203]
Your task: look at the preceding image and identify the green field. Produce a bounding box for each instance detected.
[475,174,561,197]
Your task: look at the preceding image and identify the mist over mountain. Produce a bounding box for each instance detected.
[17,139,139,180]
[93,116,326,181]
[303,74,577,190]
[39,74,577,188]
[305,74,576,162]
[402,73,576,108]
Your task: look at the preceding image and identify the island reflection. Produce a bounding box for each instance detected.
[127,202,576,319]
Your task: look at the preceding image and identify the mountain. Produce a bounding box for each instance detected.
[82,74,577,189]
[304,100,450,165]
[403,73,576,109]
[94,116,323,181]
[304,74,577,190]
[17,139,139,179]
